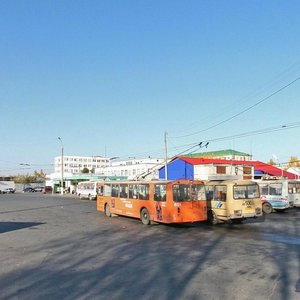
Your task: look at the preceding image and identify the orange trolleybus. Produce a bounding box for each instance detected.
[96,180,207,225]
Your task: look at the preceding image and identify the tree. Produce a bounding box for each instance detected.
[288,156,300,168]
[34,169,46,179]
[267,159,276,166]
[13,174,36,184]
[82,167,90,174]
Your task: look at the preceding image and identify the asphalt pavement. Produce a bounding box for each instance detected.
[1,193,300,300]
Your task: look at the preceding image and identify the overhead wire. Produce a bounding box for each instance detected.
[169,76,300,139]
[166,121,300,158]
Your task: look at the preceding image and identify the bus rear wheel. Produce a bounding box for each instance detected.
[105,204,111,217]
[208,210,218,225]
[262,202,273,214]
[141,208,150,225]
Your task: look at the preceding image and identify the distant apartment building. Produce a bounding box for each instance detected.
[95,158,165,180]
[54,155,110,174]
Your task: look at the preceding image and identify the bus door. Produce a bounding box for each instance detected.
[153,184,167,222]
[112,183,135,216]
[96,182,104,211]
[212,185,227,219]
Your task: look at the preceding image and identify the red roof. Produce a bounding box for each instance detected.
[177,157,297,179]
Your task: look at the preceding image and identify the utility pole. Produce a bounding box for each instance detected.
[164,131,168,180]
[58,137,64,195]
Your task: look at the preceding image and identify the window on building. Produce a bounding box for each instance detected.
[216,166,226,174]
[243,167,252,180]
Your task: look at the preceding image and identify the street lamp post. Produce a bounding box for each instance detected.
[58,137,64,195]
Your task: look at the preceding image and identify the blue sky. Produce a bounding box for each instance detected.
[1,0,300,175]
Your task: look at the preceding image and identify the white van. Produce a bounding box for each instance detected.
[76,181,97,200]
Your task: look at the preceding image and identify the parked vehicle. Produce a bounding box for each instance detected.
[43,186,53,194]
[0,181,16,194]
[1,187,16,194]
[23,187,35,193]
[33,186,44,192]
[205,180,262,224]
[77,181,98,200]
[257,179,290,214]
[96,180,207,224]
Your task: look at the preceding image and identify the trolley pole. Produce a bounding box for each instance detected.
[164,131,168,180]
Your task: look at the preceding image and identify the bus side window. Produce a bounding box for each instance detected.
[215,185,227,201]
[205,186,214,201]
[206,191,213,201]
[138,184,149,200]
[111,184,119,197]
[154,185,161,201]
[120,184,128,198]
[221,193,226,201]
[154,184,166,202]
[260,184,269,195]
[129,184,138,199]
[97,185,104,196]
[104,184,111,196]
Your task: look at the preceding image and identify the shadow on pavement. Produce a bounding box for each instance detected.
[0,222,45,234]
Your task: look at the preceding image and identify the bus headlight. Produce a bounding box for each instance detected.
[234,210,242,216]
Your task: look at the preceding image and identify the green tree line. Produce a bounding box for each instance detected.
[12,170,46,184]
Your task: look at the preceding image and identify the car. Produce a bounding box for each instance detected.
[0,188,16,194]
[23,187,35,193]
[33,186,44,192]
[43,186,53,194]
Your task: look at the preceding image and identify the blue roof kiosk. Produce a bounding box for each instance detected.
[159,158,194,180]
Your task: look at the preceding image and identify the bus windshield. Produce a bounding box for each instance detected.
[173,184,205,202]
[233,184,259,199]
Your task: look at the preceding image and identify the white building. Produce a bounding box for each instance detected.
[95,158,164,180]
[54,155,110,175]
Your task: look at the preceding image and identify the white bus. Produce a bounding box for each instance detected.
[76,181,98,200]
[257,179,300,213]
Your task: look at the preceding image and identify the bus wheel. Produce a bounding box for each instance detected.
[105,204,111,217]
[141,208,150,225]
[262,202,273,214]
[88,194,93,201]
[208,210,218,225]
